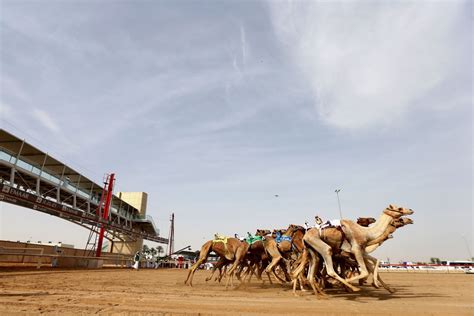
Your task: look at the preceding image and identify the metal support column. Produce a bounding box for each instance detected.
[96,173,115,257]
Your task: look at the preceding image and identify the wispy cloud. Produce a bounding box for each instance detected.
[0,103,12,119]
[269,2,470,130]
[240,23,247,65]
[31,108,60,133]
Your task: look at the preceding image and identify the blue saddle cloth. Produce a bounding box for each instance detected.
[275,231,292,243]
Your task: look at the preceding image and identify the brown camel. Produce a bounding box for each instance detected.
[357,217,376,227]
[185,236,249,287]
[262,225,303,282]
[254,229,290,283]
[301,204,414,292]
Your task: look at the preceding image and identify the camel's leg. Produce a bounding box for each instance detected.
[243,265,253,283]
[299,275,308,291]
[206,267,217,282]
[266,271,273,284]
[185,241,215,286]
[250,262,261,280]
[265,254,282,275]
[271,266,287,284]
[206,258,226,282]
[344,245,370,285]
[278,259,292,282]
[185,261,201,286]
[235,263,244,281]
[217,265,228,282]
[304,238,360,292]
[373,257,380,287]
[225,246,248,288]
[247,263,259,283]
[292,278,298,296]
[307,248,326,297]
[225,270,232,289]
[364,254,395,293]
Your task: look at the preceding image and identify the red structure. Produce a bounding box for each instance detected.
[96,173,115,257]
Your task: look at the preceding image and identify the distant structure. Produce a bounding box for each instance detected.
[168,213,175,256]
[0,129,168,258]
[113,192,150,255]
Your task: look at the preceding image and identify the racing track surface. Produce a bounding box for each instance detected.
[0,268,472,315]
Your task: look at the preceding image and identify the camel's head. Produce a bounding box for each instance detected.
[391,218,407,228]
[255,229,271,237]
[287,224,306,234]
[384,204,414,218]
[401,217,414,225]
[390,217,414,230]
[357,217,376,227]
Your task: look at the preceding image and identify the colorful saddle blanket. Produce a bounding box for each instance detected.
[275,231,292,243]
[245,234,263,245]
[212,234,228,244]
[212,234,233,260]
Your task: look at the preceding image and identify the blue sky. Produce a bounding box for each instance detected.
[0,1,472,262]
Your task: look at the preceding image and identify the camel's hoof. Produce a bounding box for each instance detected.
[351,287,361,292]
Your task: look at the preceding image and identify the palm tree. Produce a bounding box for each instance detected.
[156,246,164,258]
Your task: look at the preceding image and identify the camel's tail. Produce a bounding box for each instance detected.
[291,246,309,279]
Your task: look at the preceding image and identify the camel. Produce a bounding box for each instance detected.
[357,217,376,227]
[292,214,413,296]
[300,204,414,292]
[184,236,249,287]
[253,229,291,283]
[340,204,414,286]
[359,216,414,291]
[261,225,305,283]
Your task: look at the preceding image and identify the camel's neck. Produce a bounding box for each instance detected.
[292,230,305,252]
[365,212,393,241]
[366,223,396,247]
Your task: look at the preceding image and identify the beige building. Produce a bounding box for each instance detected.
[111,192,148,255]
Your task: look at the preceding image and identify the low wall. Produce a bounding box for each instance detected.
[0,240,130,268]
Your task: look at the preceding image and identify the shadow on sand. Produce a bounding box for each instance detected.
[0,291,50,297]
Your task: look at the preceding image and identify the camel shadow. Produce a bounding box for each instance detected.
[326,285,450,302]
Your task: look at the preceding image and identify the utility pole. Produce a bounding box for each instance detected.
[335,189,342,219]
[167,213,175,256]
[461,235,472,260]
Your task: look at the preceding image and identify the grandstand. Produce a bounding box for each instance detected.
[0,128,168,262]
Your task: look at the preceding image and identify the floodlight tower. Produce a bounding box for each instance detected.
[167,213,175,256]
[335,189,343,219]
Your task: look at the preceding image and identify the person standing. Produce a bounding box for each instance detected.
[132,251,140,270]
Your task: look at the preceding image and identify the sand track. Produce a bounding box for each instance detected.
[0,268,472,315]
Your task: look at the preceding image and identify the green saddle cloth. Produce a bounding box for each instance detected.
[246,235,263,245]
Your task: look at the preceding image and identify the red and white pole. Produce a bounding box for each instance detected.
[96,173,115,257]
